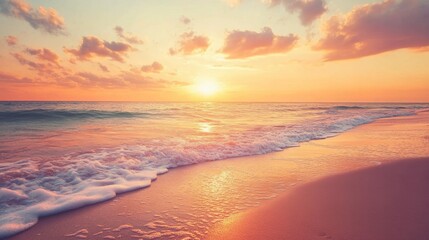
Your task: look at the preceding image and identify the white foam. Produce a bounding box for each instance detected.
[113,224,133,232]
[65,229,89,237]
[0,188,28,201]
[0,161,159,238]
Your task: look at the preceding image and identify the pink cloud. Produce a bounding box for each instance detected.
[5,35,18,46]
[169,32,210,55]
[0,72,33,83]
[69,72,128,88]
[268,0,327,25]
[114,26,143,45]
[8,49,185,88]
[2,60,185,88]
[221,27,298,59]
[65,36,133,62]
[141,61,164,73]
[98,63,110,72]
[65,71,187,89]
[11,52,67,82]
[11,46,67,80]
[12,52,47,70]
[314,0,429,61]
[6,43,185,89]
[0,0,65,34]
[25,48,59,64]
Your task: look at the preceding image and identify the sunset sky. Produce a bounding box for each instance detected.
[0,0,428,102]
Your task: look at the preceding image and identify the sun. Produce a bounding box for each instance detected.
[194,79,220,96]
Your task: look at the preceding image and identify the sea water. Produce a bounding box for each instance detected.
[0,102,427,238]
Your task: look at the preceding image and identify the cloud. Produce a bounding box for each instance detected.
[12,52,47,70]
[4,58,186,88]
[5,57,185,88]
[141,61,164,73]
[7,44,185,89]
[11,52,65,82]
[65,36,133,62]
[0,72,33,83]
[221,27,298,59]
[0,0,65,34]
[5,35,18,46]
[25,48,59,64]
[114,26,143,45]
[65,71,187,89]
[267,0,327,25]
[98,63,109,72]
[314,0,429,61]
[11,48,66,81]
[180,16,191,25]
[69,72,128,88]
[169,31,210,55]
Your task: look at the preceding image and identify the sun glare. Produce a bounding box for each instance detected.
[194,80,220,96]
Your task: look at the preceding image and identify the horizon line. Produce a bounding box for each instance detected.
[0,100,428,104]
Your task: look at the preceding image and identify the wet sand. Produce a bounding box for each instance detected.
[10,112,429,239]
[207,157,429,240]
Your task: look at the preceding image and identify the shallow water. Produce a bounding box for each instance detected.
[0,102,428,238]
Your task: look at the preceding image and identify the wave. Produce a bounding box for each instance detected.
[307,104,428,112]
[0,109,146,122]
[331,105,365,110]
[304,105,366,111]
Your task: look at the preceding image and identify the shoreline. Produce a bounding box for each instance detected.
[207,112,429,240]
[8,112,429,239]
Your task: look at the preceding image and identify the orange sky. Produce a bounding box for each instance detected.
[0,0,428,102]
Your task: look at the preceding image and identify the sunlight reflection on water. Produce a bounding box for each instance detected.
[199,122,213,133]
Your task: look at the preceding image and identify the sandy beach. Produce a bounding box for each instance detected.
[9,112,429,240]
[207,157,429,240]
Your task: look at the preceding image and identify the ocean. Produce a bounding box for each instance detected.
[0,102,427,238]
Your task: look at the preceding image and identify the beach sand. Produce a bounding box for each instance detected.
[10,112,429,240]
[207,157,429,240]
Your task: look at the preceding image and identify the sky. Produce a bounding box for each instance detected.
[0,0,428,102]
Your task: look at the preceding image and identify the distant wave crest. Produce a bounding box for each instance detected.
[0,109,144,122]
[331,105,365,110]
